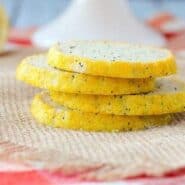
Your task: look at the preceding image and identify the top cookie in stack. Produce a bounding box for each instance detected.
[48,41,176,78]
[16,41,185,132]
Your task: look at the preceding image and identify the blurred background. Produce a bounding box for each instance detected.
[1,0,185,27]
[0,0,185,51]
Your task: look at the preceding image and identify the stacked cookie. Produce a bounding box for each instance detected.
[16,41,185,132]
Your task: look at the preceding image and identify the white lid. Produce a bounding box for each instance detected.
[32,0,166,48]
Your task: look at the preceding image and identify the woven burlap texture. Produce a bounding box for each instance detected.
[0,49,185,181]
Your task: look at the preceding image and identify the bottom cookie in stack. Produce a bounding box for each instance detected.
[31,92,172,132]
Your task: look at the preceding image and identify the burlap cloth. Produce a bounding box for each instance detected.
[0,48,185,181]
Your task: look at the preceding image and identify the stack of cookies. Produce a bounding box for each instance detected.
[16,41,185,132]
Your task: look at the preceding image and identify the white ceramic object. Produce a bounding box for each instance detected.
[32,0,165,48]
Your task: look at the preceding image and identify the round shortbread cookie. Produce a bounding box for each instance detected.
[50,77,185,115]
[16,55,155,95]
[48,41,176,78]
[31,92,172,132]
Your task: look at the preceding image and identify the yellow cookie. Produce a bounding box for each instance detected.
[48,41,176,78]
[0,6,8,51]
[16,55,155,95]
[31,92,172,132]
[50,77,185,116]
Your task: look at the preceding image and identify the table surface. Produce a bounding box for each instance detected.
[0,47,185,185]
